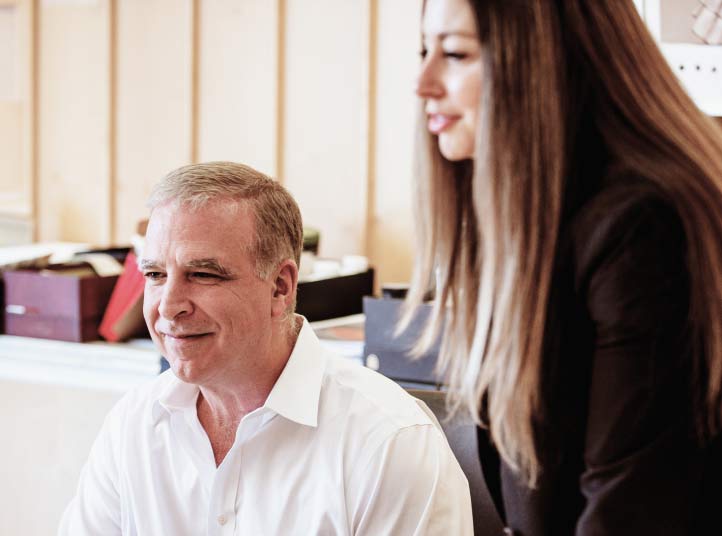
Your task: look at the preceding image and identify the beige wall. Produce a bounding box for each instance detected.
[0,0,422,287]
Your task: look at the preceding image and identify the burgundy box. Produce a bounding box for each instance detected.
[0,278,4,334]
[4,264,118,342]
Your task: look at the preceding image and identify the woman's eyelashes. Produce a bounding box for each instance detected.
[443,50,468,60]
[419,46,469,61]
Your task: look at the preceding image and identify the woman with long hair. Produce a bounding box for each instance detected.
[407,0,722,533]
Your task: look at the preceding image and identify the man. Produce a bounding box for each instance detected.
[59,162,472,535]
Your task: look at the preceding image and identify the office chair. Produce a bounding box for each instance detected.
[407,389,507,536]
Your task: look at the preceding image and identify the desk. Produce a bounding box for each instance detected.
[0,336,159,535]
[0,334,160,392]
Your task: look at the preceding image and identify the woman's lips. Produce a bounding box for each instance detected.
[427,114,460,134]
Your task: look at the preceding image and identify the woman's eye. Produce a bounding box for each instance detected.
[443,51,468,60]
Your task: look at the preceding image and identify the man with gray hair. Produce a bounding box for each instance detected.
[59,162,472,535]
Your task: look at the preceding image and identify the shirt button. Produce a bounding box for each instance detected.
[217,514,227,526]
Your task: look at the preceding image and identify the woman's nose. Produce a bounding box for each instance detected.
[416,56,444,99]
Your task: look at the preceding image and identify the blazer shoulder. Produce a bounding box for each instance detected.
[570,174,686,294]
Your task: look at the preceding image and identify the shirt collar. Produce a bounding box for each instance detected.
[151,317,327,428]
[151,372,199,425]
[263,318,326,428]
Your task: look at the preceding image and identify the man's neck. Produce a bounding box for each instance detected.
[196,317,302,465]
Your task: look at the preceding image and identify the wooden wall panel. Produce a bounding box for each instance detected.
[197,0,278,177]
[0,0,35,245]
[0,101,23,203]
[18,0,34,222]
[22,0,425,283]
[114,0,193,242]
[0,4,22,206]
[0,2,19,105]
[370,0,421,286]
[282,0,369,259]
[38,0,110,243]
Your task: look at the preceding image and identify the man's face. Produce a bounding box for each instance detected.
[141,199,275,387]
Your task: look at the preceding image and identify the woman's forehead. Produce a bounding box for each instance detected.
[422,0,477,37]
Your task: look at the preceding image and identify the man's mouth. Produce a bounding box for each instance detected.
[162,332,212,340]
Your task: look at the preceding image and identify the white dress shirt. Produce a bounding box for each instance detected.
[59,319,473,535]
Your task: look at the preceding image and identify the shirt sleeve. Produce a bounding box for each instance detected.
[574,193,697,535]
[58,401,123,535]
[347,423,474,535]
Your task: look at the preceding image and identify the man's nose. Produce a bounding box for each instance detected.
[157,277,192,320]
[415,56,444,99]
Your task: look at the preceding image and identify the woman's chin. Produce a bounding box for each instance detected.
[438,138,474,162]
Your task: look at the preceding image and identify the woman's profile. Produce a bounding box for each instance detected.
[405,0,722,533]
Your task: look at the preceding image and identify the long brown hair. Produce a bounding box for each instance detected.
[403,0,722,486]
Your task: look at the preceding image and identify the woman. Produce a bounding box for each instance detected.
[406,0,722,534]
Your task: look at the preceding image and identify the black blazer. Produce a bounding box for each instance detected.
[477,176,722,535]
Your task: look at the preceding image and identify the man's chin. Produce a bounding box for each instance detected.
[168,361,207,385]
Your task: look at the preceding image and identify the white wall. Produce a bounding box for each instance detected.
[0,381,120,535]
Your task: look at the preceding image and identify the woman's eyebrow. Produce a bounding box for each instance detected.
[422,31,478,40]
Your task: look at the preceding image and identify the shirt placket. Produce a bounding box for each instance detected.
[206,409,267,536]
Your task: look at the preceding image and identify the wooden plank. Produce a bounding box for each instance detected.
[114,0,193,242]
[282,0,368,259]
[368,0,421,285]
[196,0,278,177]
[276,0,285,181]
[37,0,111,244]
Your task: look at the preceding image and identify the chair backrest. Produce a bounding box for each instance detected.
[407,389,506,536]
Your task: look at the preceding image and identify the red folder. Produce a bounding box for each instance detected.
[99,251,147,342]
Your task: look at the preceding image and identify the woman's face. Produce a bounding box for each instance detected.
[416,0,483,161]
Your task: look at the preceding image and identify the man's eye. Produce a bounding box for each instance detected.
[143,272,164,281]
[191,272,220,281]
[419,48,428,59]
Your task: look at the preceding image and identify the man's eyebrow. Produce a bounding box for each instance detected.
[186,258,234,277]
[138,259,162,271]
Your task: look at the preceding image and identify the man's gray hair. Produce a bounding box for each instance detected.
[148,161,303,281]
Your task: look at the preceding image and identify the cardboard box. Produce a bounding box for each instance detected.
[4,264,118,342]
[363,296,443,386]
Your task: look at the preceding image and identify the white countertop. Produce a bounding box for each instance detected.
[0,315,365,393]
[0,335,160,392]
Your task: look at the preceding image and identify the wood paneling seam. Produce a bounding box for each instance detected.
[364,0,378,260]
[190,0,200,164]
[108,0,117,244]
[30,0,39,241]
[275,0,286,184]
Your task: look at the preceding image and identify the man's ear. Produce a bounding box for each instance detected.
[271,259,299,318]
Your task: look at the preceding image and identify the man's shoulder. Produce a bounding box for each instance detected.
[320,355,434,433]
